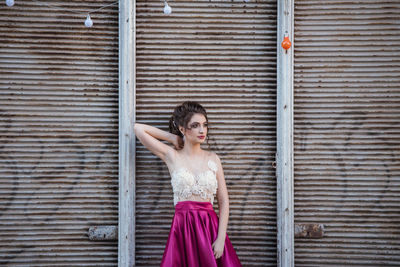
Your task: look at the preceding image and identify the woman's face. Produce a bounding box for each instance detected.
[180,113,208,144]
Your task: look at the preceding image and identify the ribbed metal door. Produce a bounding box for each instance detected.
[0,1,119,266]
[294,1,400,266]
[135,1,277,266]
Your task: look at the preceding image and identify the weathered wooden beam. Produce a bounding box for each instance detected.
[276,0,294,266]
[119,0,136,266]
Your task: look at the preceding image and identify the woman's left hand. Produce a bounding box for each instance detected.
[211,237,225,260]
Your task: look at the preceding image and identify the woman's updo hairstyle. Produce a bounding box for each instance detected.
[169,101,208,138]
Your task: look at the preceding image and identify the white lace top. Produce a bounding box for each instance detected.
[170,159,219,206]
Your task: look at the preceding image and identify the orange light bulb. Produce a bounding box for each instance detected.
[281,36,291,50]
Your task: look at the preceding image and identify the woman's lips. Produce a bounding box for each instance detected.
[198,136,205,139]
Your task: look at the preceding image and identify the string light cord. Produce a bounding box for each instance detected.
[5,0,118,27]
[30,0,118,15]
[5,0,250,25]
[88,1,118,14]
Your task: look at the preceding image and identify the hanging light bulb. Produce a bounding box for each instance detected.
[5,0,14,7]
[281,31,292,53]
[85,14,93,27]
[163,1,171,15]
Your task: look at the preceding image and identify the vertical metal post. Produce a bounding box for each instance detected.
[118,0,136,266]
[276,0,294,266]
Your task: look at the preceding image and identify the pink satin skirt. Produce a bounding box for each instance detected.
[160,200,242,267]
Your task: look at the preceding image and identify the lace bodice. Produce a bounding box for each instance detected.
[170,159,219,206]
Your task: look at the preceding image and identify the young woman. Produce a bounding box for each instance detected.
[134,101,242,267]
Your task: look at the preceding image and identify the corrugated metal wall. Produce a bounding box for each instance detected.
[135,1,277,266]
[294,0,400,266]
[0,1,119,266]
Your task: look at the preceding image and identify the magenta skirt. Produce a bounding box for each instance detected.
[160,200,242,267]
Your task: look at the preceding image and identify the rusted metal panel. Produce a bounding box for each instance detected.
[88,226,117,241]
[0,0,119,266]
[294,224,324,238]
[135,0,278,266]
[294,0,400,266]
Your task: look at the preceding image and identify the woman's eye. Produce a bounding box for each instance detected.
[189,122,208,129]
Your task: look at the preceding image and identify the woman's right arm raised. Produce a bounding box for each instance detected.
[134,123,182,163]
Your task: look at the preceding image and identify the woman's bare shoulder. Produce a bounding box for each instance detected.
[205,150,221,162]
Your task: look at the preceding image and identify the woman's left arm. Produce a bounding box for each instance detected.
[211,153,230,259]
